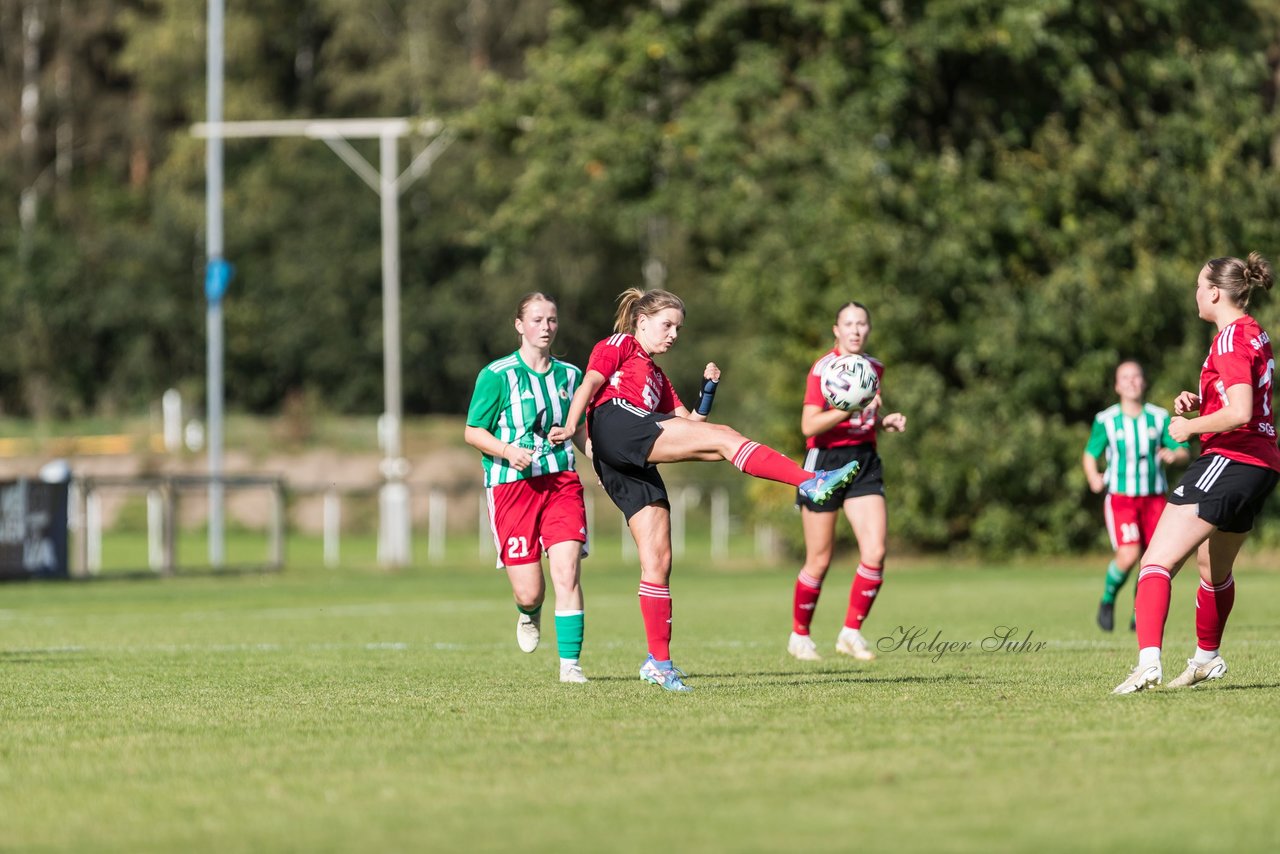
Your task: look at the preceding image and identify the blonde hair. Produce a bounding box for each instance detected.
[514,291,556,321]
[1205,252,1275,310]
[613,288,685,334]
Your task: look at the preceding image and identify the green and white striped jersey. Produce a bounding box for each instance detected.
[1084,403,1188,496]
[466,351,583,486]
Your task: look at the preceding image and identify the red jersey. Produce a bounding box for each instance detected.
[586,333,684,415]
[804,348,885,450]
[1199,316,1280,471]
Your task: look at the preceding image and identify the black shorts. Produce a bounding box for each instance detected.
[796,444,884,511]
[589,401,675,521]
[1168,454,1279,533]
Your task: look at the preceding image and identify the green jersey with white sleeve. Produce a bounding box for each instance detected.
[466,352,582,487]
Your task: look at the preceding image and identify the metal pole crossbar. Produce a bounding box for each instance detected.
[191,117,454,567]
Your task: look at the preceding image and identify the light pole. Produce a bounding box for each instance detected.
[192,118,454,567]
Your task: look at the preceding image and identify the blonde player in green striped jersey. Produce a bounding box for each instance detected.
[464,293,591,684]
[1083,361,1189,632]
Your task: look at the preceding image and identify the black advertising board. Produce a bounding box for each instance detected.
[0,479,70,580]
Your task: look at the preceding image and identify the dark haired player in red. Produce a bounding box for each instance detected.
[787,301,906,663]
[548,287,859,692]
[1114,252,1280,693]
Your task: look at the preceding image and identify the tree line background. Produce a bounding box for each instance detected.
[4,0,1280,554]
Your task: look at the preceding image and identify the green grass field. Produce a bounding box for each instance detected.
[4,547,1280,852]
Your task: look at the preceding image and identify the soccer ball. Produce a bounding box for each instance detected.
[821,354,879,411]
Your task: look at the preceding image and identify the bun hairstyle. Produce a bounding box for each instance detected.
[1206,252,1275,310]
[514,291,556,321]
[613,287,686,334]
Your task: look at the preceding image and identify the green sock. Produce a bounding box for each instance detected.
[554,610,584,661]
[1101,561,1128,604]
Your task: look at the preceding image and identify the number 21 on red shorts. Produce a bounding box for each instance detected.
[486,472,588,568]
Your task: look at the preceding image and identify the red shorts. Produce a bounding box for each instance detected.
[1103,493,1166,550]
[486,471,588,568]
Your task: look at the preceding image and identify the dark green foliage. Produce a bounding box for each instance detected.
[4,1,1280,552]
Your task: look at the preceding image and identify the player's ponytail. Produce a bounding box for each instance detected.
[614,288,646,333]
[613,288,686,334]
[1242,252,1274,304]
[1206,252,1275,310]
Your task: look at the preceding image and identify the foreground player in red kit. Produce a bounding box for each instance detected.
[548,288,860,692]
[787,302,906,663]
[1114,252,1280,694]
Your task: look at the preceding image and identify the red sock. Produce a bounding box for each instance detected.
[844,563,884,629]
[1134,565,1172,650]
[1195,574,1236,651]
[793,572,823,634]
[639,581,672,661]
[732,441,810,487]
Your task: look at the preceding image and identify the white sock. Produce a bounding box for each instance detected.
[1193,646,1219,665]
[1138,647,1161,669]
[560,658,579,668]
[842,627,863,640]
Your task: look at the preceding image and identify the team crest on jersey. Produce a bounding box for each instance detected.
[559,388,570,400]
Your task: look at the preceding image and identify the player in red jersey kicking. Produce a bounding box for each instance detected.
[786,302,906,663]
[1114,253,1280,694]
[548,288,860,693]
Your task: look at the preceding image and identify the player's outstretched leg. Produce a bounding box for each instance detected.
[648,419,860,498]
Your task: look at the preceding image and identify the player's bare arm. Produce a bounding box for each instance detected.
[549,370,608,445]
[1173,390,1201,415]
[1170,382,1252,442]
[463,425,533,471]
[1081,451,1106,493]
[801,404,853,437]
[686,362,721,423]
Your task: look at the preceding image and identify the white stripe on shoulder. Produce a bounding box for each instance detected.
[1216,322,1238,355]
[487,354,520,373]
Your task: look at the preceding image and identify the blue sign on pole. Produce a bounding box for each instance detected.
[205,258,234,303]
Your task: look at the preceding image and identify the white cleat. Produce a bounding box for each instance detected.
[559,662,589,684]
[1112,663,1162,694]
[516,612,541,653]
[835,627,876,661]
[1166,656,1227,688]
[788,632,822,662]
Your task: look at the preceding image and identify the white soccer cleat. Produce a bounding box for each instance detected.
[1166,656,1227,689]
[559,661,589,684]
[1112,663,1162,694]
[835,627,876,661]
[516,612,541,653]
[788,632,822,662]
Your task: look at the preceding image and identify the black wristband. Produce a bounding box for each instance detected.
[696,379,719,416]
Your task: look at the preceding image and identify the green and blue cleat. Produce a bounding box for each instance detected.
[798,459,861,504]
[639,655,693,693]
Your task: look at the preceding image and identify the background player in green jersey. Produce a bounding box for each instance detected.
[1083,361,1189,632]
[464,293,591,683]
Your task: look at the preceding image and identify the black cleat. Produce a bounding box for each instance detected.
[1096,600,1115,632]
